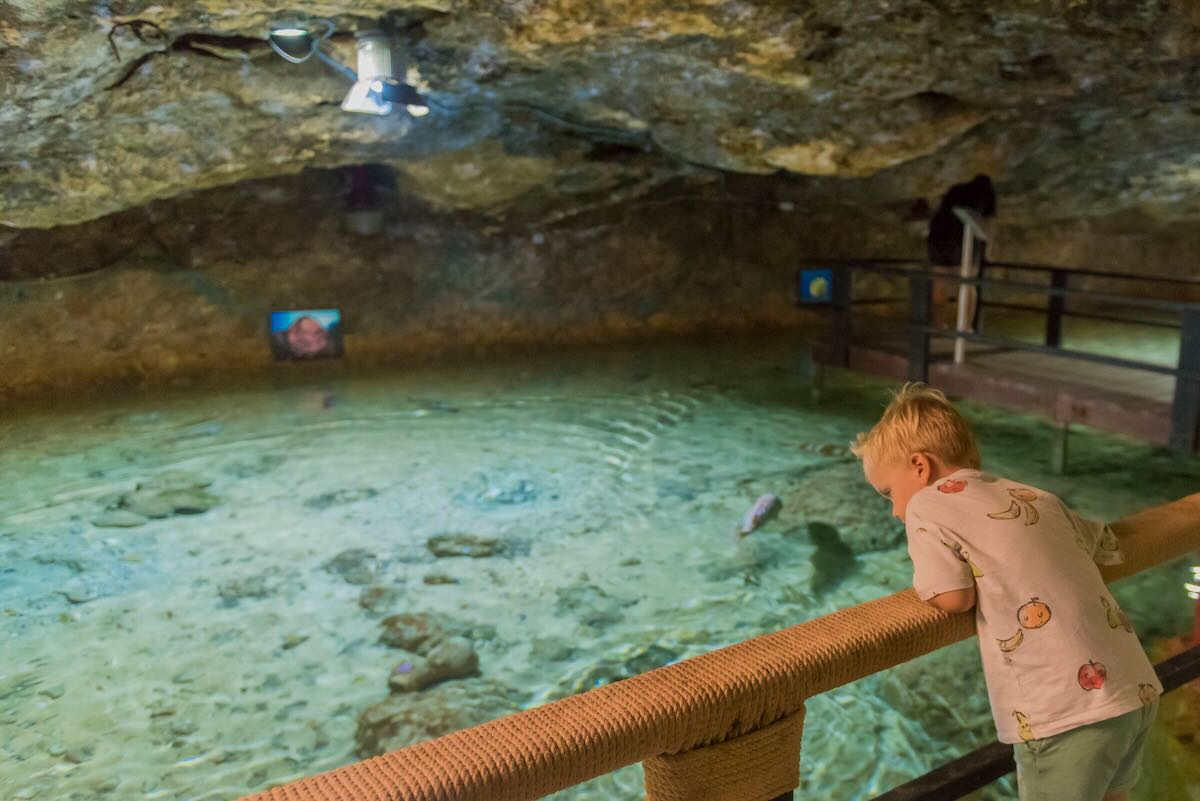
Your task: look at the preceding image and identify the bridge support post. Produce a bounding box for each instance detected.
[1170,308,1200,452]
[1044,269,1068,348]
[909,274,932,383]
[1051,422,1069,475]
[829,267,851,369]
[643,710,805,801]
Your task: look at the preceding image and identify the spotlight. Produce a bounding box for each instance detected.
[267,19,333,64]
[342,31,430,117]
[366,77,429,116]
[269,22,430,118]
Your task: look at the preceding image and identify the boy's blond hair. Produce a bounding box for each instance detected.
[850,383,981,469]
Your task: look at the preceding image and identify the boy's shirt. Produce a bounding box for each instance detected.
[905,469,1162,744]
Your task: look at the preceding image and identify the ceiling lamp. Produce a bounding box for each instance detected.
[267,19,334,64]
[341,30,428,117]
[267,21,429,118]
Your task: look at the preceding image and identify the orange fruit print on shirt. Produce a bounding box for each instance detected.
[1017,598,1052,629]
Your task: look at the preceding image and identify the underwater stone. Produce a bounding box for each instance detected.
[120,489,177,519]
[169,719,198,736]
[58,588,96,604]
[379,613,443,652]
[322,549,380,585]
[38,684,65,700]
[387,637,480,693]
[137,471,211,492]
[304,488,379,510]
[455,474,541,510]
[553,644,682,699]
[217,575,272,605]
[530,637,575,662]
[427,533,502,559]
[355,679,519,758]
[358,584,402,614]
[223,454,286,479]
[423,573,460,585]
[156,489,219,515]
[622,644,680,675]
[92,509,148,528]
[281,633,309,650]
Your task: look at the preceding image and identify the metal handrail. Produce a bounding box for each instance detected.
[837,262,1200,314]
[806,257,1200,290]
[871,644,1200,801]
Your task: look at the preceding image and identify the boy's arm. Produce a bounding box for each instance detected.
[926,586,976,614]
[905,499,976,603]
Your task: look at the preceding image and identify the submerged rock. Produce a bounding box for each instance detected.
[121,488,177,519]
[379,613,444,652]
[92,509,148,528]
[304,488,379,510]
[354,680,519,758]
[137,471,211,493]
[223,454,286,479]
[217,574,273,605]
[387,637,480,693]
[322,549,381,585]
[454,474,542,510]
[95,472,220,526]
[358,584,402,614]
[551,644,683,699]
[154,489,219,515]
[427,533,502,559]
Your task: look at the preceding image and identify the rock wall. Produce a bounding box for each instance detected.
[4,165,1200,400]
[0,170,838,399]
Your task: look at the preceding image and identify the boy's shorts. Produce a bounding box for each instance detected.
[1014,701,1159,801]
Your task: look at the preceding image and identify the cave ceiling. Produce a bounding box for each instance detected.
[2,1,1200,230]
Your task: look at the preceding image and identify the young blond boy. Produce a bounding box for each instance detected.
[852,383,1161,801]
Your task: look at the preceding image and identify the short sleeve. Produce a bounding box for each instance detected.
[905,502,976,601]
[1059,500,1124,566]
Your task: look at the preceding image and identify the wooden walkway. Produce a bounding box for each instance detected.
[816,333,1178,448]
[802,260,1200,460]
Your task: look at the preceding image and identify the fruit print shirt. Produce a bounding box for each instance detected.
[905,469,1162,744]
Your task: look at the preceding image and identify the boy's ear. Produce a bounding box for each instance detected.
[910,452,933,483]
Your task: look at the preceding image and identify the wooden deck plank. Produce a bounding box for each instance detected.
[814,341,1177,448]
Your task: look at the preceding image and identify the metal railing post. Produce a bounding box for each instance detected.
[909,273,932,383]
[1044,269,1068,348]
[1170,307,1200,452]
[829,266,851,368]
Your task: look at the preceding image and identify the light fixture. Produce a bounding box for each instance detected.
[367,78,429,117]
[267,19,334,64]
[341,30,428,117]
[267,21,429,118]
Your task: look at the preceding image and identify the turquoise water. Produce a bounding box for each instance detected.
[1,334,1195,801]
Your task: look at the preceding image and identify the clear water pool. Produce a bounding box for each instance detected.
[2,334,1196,801]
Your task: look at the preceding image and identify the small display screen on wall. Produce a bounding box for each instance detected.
[269,309,344,361]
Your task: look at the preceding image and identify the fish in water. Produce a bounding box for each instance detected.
[736,493,782,538]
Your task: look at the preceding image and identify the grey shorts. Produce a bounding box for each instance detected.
[1014,701,1159,801]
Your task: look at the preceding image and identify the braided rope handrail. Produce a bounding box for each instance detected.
[244,492,1199,801]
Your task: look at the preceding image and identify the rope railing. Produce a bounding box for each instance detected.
[242,492,1200,801]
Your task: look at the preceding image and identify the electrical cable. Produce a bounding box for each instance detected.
[267,18,335,64]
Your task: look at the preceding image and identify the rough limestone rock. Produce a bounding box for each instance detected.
[354,679,521,758]
[387,636,480,692]
[3,1,1200,231]
[426,533,502,559]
